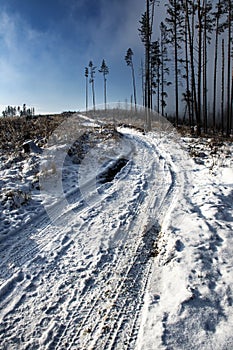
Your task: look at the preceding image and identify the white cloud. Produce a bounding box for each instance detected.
[0,12,18,52]
[0,0,162,112]
[79,0,145,64]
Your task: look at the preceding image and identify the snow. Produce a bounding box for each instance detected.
[136,135,233,350]
[221,167,233,185]
[0,113,232,349]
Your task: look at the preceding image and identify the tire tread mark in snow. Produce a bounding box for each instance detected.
[99,239,155,350]
[0,131,182,350]
[52,133,180,350]
[60,225,159,350]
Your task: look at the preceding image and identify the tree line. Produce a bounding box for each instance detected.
[84,1,232,136]
[2,104,35,118]
[138,0,233,135]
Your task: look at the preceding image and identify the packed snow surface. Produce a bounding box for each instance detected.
[0,114,232,349]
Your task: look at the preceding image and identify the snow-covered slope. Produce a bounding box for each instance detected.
[0,115,232,349]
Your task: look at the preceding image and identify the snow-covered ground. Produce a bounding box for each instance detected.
[0,113,232,349]
[136,135,233,350]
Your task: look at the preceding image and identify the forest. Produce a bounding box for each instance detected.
[139,0,233,136]
[85,0,233,136]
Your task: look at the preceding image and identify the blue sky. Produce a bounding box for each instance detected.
[0,0,162,114]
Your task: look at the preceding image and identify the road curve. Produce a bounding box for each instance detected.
[0,127,181,349]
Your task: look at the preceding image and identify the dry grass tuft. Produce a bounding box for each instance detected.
[0,114,67,153]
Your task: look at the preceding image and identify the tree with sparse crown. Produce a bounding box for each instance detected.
[125,48,137,110]
[89,61,96,111]
[85,67,89,111]
[99,59,109,110]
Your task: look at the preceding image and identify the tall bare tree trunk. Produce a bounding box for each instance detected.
[185,0,200,134]
[85,68,88,112]
[160,26,165,117]
[231,66,233,131]
[86,77,88,111]
[226,0,232,136]
[184,18,191,126]
[89,61,96,112]
[104,74,107,110]
[157,61,160,114]
[91,76,96,112]
[141,60,145,106]
[145,0,151,110]
[203,0,208,133]
[221,38,225,135]
[174,0,179,126]
[131,62,137,110]
[197,0,202,131]
[212,0,221,131]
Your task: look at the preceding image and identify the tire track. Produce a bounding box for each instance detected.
[48,132,180,350]
[0,129,181,349]
[0,135,135,282]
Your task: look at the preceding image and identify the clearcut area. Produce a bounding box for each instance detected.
[0,113,232,350]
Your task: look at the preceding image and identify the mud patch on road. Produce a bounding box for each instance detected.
[97,158,129,184]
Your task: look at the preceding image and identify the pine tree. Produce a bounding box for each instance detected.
[231,65,233,132]
[140,60,145,106]
[160,22,171,116]
[85,67,89,112]
[139,11,150,110]
[202,0,213,133]
[183,0,200,134]
[221,38,225,134]
[89,61,96,111]
[165,0,184,126]
[212,0,226,131]
[226,0,232,136]
[197,0,203,131]
[184,14,192,126]
[125,48,137,110]
[151,40,161,113]
[139,0,158,111]
[23,104,26,116]
[99,59,109,110]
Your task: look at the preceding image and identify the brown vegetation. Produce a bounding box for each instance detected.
[0,114,67,153]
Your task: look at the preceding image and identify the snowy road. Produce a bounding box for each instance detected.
[1,115,233,350]
[0,125,181,349]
